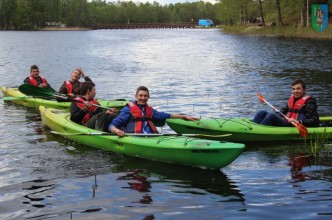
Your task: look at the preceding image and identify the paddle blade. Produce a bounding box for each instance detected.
[257,92,265,104]
[292,122,309,139]
[19,84,55,97]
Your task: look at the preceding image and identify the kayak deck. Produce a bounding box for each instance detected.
[39,106,245,169]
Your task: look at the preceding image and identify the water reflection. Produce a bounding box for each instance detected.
[115,158,244,203]
[288,154,313,181]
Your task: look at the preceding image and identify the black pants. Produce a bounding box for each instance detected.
[84,112,117,132]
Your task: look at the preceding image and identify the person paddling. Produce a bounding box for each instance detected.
[253,79,319,127]
[23,65,54,90]
[70,81,117,131]
[58,67,92,98]
[109,86,198,137]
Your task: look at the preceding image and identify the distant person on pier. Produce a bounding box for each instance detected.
[253,79,319,127]
[58,67,92,98]
[109,85,198,136]
[23,65,54,90]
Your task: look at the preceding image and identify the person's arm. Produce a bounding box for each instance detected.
[77,68,92,82]
[70,102,87,124]
[23,77,30,84]
[301,98,319,127]
[108,107,130,136]
[58,82,68,95]
[152,109,198,125]
[170,113,198,121]
[84,76,92,82]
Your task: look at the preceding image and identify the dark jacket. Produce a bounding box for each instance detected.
[281,97,319,127]
[58,76,92,96]
[70,97,102,125]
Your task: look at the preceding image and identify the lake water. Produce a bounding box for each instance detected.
[0,29,331,219]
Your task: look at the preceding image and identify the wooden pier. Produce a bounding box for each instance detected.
[92,22,195,30]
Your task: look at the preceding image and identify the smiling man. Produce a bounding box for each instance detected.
[253,79,319,127]
[109,86,197,136]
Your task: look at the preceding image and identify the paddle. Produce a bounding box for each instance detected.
[18,84,116,111]
[19,83,66,98]
[50,130,232,138]
[257,92,308,138]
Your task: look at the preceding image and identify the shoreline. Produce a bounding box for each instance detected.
[39,26,91,31]
[220,24,332,40]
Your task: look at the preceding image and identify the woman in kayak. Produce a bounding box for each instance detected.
[23,65,54,90]
[109,86,198,137]
[70,81,117,131]
[253,79,319,127]
[58,67,92,98]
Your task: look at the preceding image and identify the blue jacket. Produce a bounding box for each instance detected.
[109,101,171,133]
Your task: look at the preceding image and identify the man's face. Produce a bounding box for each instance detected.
[135,90,149,105]
[87,87,96,99]
[30,68,40,77]
[292,83,305,98]
[71,69,81,81]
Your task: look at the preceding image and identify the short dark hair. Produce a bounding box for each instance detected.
[80,81,95,95]
[291,79,306,90]
[136,86,149,96]
[30,65,39,71]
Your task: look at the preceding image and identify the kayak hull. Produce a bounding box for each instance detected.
[39,106,245,169]
[167,117,332,142]
[2,86,127,110]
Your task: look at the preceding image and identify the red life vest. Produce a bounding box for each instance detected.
[28,76,47,86]
[65,80,81,95]
[75,97,99,124]
[128,102,158,133]
[286,95,312,120]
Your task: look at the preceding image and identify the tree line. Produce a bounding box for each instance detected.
[0,0,216,30]
[216,0,331,27]
[0,0,331,30]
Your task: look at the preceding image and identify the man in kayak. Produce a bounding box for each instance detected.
[109,86,198,137]
[253,79,319,127]
[58,67,92,98]
[70,81,118,131]
[23,65,54,90]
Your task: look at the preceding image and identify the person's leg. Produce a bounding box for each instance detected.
[94,112,118,132]
[260,112,290,126]
[253,110,269,124]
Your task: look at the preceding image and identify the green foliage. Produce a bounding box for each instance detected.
[310,131,331,159]
[0,0,218,30]
[216,0,332,27]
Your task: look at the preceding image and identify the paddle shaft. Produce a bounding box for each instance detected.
[260,98,289,120]
[52,94,116,111]
[18,84,116,111]
[51,130,231,137]
[258,92,308,138]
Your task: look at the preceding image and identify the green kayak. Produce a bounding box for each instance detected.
[2,86,128,111]
[39,106,245,169]
[167,117,332,142]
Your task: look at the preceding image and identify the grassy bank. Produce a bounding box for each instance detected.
[221,24,332,40]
